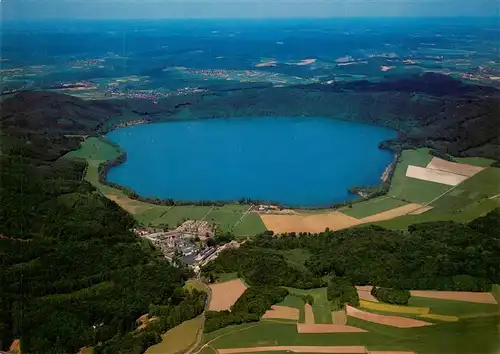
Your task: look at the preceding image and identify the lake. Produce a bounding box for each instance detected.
[106,117,396,207]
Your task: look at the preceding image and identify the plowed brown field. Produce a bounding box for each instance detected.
[410,290,498,304]
[209,279,247,311]
[346,306,433,328]
[304,303,315,324]
[359,203,424,223]
[259,203,425,234]
[262,305,299,320]
[260,212,361,234]
[426,157,485,177]
[355,286,378,302]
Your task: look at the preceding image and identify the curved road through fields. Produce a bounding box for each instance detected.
[186,279,212,354]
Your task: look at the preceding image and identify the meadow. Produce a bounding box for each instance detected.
[387,148,451,204]
[63,137,266,236]
[199,292,500,354]
[340,196,409,219]
[145,315,203,354]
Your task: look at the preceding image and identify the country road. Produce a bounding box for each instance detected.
[185,280,212,354]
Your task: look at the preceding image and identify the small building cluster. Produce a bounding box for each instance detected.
[132,221,238,271]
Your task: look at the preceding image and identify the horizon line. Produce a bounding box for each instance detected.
[4,15,498,21]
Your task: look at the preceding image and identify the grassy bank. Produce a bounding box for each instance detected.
[64,137,267,236]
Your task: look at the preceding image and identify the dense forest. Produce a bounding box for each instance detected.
[371,287,411,305]
[327,277,360,309]
[204,211,500,292]
[0,96,202,353]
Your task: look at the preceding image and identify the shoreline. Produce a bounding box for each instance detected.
[94,116,399,211]
[95,146,389,211]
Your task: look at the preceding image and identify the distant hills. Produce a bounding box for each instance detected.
[1,73,499,161]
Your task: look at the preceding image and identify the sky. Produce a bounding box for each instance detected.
[2,0,499,20]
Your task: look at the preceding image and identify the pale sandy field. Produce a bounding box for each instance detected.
[208,279,247,311]
[107,194,140,213]
[262,305,299,320]
[405,165,468,186]
[260,203,424,234]
[346,306,433,328]
[356,203,424,223]
[426,157,485,177]
[218,346,367,354]
[304,303,315,324]
[410,290,498,304]
[331,309,347,324]
[355,286,378,302]
[260,211,361,234]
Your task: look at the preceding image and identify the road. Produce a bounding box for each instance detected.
[185,281,212,354]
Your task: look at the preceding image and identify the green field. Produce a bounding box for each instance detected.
[280,249,311,272]
[429,167,500,213]
[202,311,500,354]
[65,136,122,162]
[455,156,496,167]
[277,295,306,323]
[375,166,500,231]
[64,137,267,237]
[200,284,500,354]
[340,196,409,219]
[216,272,239,283]
[145,316,203,354]
[232,212,267,238]
[285,288,332,324]
[205,205,250,233]
[408,297,499,317]
[388,149,452,204]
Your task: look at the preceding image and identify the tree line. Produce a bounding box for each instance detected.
[204,210,500,293]
[0,108,202,353]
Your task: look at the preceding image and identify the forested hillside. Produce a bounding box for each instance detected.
[0,98,202,353]
[204,212,500,291]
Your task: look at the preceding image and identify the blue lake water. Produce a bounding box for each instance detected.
[106,117,396,207]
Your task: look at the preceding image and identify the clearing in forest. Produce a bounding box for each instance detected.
[297,295,365,333]
[409,291,498,304]
[346,306,433,328]
[209,279,247,311]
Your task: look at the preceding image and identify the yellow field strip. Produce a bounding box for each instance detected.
[360,300,430,315]
[419,314,459,322]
